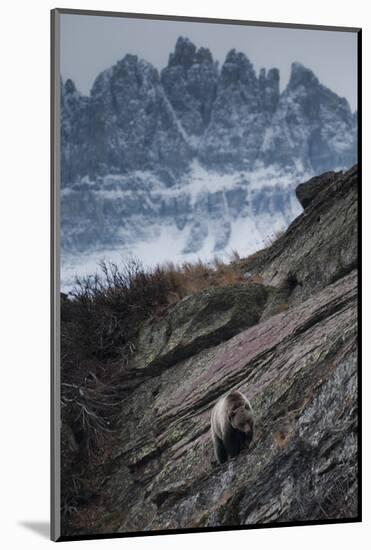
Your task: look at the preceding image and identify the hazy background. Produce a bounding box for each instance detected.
[60,13,358,111]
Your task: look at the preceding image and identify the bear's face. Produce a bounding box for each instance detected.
[230,404,253,434]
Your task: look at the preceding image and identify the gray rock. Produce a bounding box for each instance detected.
[240,165,358,305]
[161,37,218,138]
[61,167,358,536]
[61,49,357,184]
[64,271,357,536]
[259,63,357,173]
[60,43,357,264]
[199,50,270,170]
[129,283,270,376]
[296,170,340,209]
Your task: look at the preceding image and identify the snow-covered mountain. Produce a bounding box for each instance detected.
[60,37,357,289]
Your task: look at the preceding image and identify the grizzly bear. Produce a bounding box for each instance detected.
[210,390,254,464]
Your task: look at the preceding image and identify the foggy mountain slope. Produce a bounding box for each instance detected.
[60,37,357,289]
[61,166,358,536]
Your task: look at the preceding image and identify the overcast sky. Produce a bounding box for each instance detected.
[60,13,358,111]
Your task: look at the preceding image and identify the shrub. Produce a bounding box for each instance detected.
[61,256,246,451]
[59,254,262,527]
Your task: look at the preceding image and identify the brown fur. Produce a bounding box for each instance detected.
[210,390,254,464]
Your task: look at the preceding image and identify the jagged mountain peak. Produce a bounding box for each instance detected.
[161,37,218,137]
[90,66,113,96]
[287,61,319,89]
[225,48,252,64]
[61,43,356,180]
[259,67,280,83]
[259,60,356,174]
[112,54,159,85]
[169,36,196,67]
[196,46,214,64]
[90,54,160,98]
[61,77,87,112]
[115,52,157,71]
[64,78,78,95]
[61,41,357,269]
[221,49,256,84]
[168,36,214,68]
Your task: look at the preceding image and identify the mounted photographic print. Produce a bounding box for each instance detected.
[51,8,361,541]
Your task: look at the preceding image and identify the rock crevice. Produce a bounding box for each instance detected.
[63,167,359,536]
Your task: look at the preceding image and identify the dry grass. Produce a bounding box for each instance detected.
[60,254,263,525]
[61,257,246,456]
[162,257,245,300]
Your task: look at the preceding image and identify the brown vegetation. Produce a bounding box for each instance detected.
[60,255,250,517]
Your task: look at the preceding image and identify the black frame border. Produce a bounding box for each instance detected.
[51,7,362,542]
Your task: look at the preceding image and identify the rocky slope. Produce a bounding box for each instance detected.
[61,165,359,537]
[60,37,357,286]
[240,165,358,306]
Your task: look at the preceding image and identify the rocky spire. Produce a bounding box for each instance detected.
[287,62,319,90]
[221,49,256,85]
[259,61,356,173]
[64,78,77,95]
[161,36,218,137]
[61,45,357,181]
[259,67,280,113]
[199,50,267,170]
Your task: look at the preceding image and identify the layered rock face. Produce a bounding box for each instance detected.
[62,166,358,536]
[62,41,356,179]
[241,165,358,305]
[60,37,357,287]
[161,37,218,140]
[198,49,271,169]
[61,79,90,186]
[260,63,357,173]
[62,54,193,184]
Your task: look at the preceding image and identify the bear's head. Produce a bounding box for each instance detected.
[229,403,254,435]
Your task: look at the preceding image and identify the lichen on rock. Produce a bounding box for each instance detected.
[62,166,359,536]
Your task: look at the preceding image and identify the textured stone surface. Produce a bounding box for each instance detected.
[296,170,339,209]
[241,165,358,305]
[61,46,357,181]
[60,41,357,275]
[161,37,218,139]
[62,168,359,536]
[198,50,270,170]
[61,55,193,185]
[66,271,357,536]
[259,63,357,173]
[128,283,270,376]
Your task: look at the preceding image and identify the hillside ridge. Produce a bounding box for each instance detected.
[60,165,359,535]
